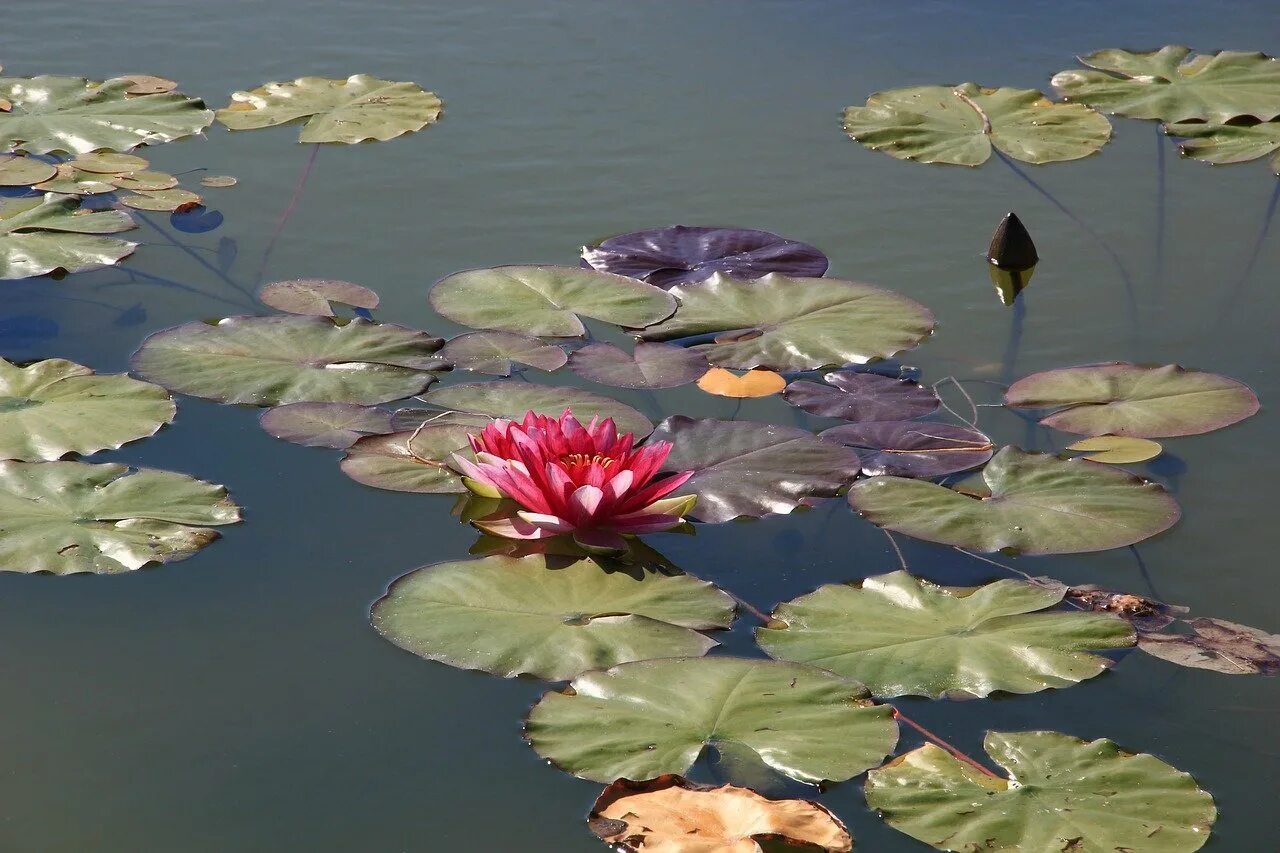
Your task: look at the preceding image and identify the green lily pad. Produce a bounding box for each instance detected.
[0,358,175,461]
[438,331,568,376]
[131,315,446,406]
[525,657,897,784]
[371,554,734,680]
[567,341,708,389]
[843,83,1112,166]
[1167,120,1280,174]
[119,188,202,212]
[0,460,240,574]
[216,75,441,144]
[419,382,653,438]
[258,278,379,317]
[758,571,1134,699]
[638,273,934,372]
[258,402,392,449]
[0,155,56,186]
[847,447,1180,555]
[71,152,149,174]
[33,168,116,195]
[1053,46,1280,123]
[1004,362,1259,437]
[0,76,213,154]
[430,265,677,338]
[865,731,1216,852]
[0,194,137,280]
[110,170,178,191]
[339,423,476,493]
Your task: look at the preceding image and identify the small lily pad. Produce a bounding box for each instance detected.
[820,421,994,478]
[439,331,567,376]
[199,175,238,188]
[567,341,706,389]
[258,402,392,449]
[0,155,57,187]
[259,278,380,317]
[696,367,787,398]
[119,188,202,212]
[0,194,136,280]
[71,152,149,174]
[1167,120,1280,174]
[120,75,177,96]
[420,382,653,438]
[784,371,940,421]
[1066,435,1163,464]
[32,170,116,196]
[339,423,476,493]
[110,170,178,191]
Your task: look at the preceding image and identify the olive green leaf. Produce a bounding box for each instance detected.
[0,194,137,280]
[847,447,1181,555]
[525,657,897,784]
[216,75,441,143]
[0,155,56,186]
[340,423,477,493]
[258,278,379,317]
[419,381,653,437]
[1167,120,1280,174]
[0,460,240,575]
[865,730,1216,852]
[758,571,1134,699]
[1065,436,1163,464]
[258,402,392,449]
[371,555,735,680]
[0,358,175,461]
[439,331,568,376]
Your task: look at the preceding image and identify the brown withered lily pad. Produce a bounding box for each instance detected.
[1139,618,1280,675]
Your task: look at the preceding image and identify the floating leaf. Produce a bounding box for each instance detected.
[759,571,1134,699]
[847,447,1180,555]
[339,423,475,493]
[439,331,567,376]
[1139,618,1280,675]
[1053,46,1280,123]
[199,174,238,188]
[258,402,392,449]
[1066,435,1163,464]
[119,187,201,212]
[258,278,379,317]
[420,382,653,438]
[32,164,116,195]
[0,460,240,574]
[581,225,829,289]
[0,358,174,461]
[0,194,136,280]
[784,372,939,422]
[216,75,441,144]
[1167,119,1280,175]
[1051,582,1187,632]
[0,76,213,154]
[386,409,492,433]
[651,416,862,522]
[1005,362,1259,437]
[588,776,852,853]
[696,367,786,398]
[640,273,934,372]
[842,83,1112,166]
[0,155,56,186]
[131,316,445,406]
[71,152,148,174]
[568,341,706,389]
[525,657,897,784]
[371,555,733,680]
[110,170,178,191]
[865,731,1216,852]
[430,265,676,338]
[820,421,994,478]
[119,75,177,96]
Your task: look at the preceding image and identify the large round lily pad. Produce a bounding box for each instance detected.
[1004,362,1259,437]
[438,331,567,376]
[784,371,939,422]
[847,447,1180,555]
[339,423,476,493]
[0,194,137,280]
[430,265,676,337]
[1168,119,1280,173]
[0,76,213,154]
[758,571,1134,699]
[842,83,1112,166]
[216,75,441,143]
[568,342,707,389]
[819,420,994,478]
[581,225,829,289]
[258,402,392,449]
[1053,46,1280,124]
[0,460,240,574]
[131,316,446,406]
[865,731,1216,852]
[650,417,863,523]
[371,555,734,680]
[419,382,653,438]
[0,155,57,186]
[639,273,935,372]
[525,657,897,784]
[0,358,175,461]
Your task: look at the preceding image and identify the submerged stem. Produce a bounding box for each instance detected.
[892,708,1000,778]
[256,143,322,284]
[1222,178,1280,318]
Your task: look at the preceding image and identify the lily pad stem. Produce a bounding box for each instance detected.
[256,143,321,284]
[892,708,1000,778]
[953,547,1086,611]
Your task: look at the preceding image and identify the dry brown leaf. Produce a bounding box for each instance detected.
[588,775,852,853]
[1139,617,1280,675]
[0,99,11,112]
[697,367,786,398]
[120,75,178,96]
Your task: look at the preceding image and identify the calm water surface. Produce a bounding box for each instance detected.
[1,2,1278,850]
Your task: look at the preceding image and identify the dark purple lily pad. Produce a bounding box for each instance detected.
[568,342,708,389]
[820,421,994,478]
[651,416,862,523]
[784,372,939,422]
[581,225,829,289]
[259,402,394,449]
[259,278,380,317]
[439,331,567,376]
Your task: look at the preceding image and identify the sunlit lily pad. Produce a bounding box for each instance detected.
[1053,46,1280,123]
[0,155,56,186]
[71,152,148,174]
[0,194,137,280]
[581,225,829,289]
[31,164,116,196]
[759,571,1134,699]
[420,382,653,438]
[339,423,476,493]
[865,731,1216,852]
[784,371,939,422]
[0,358,175,461]
[695,368,786,398]
[568,341,706,389]
[819,421,993,478]
[842,83,1112,166]
[440,331,567,376]
[1065,435,1163,464]
[258,402,392,449]
[119,188,202,212]
[216,75,441,143]
[639,273,935,372]
[258,278,379,317]
[0,76,213,154]
[1167,120,1280,174]
[1004,362,1259,437]
[110,170,178,191]
[119,75,177,96]
[430,265,676,337]
[848,447,1180,555]
[371,555,734,680]
[131,315,445,406]
[0,460,240,574]
[525,657,897,784]
[651,416,862,522]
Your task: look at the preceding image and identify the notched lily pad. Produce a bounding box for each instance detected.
[339,423,476,493]
[1065,435,1163,464]
[820,420,994,478]
[439,331,567,376]
[0,194,137,280]
[258,401,392,449]
[695,367,787,398]
[785,371,940,422]
[259,278,380,317]
[568,341,706,389]
[419,382,653,438]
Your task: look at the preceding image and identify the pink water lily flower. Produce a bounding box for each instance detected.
[451,409,696,553]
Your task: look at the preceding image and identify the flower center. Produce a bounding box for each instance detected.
[559,452,615,468]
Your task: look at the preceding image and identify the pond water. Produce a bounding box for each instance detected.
[2,1,1278,850]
